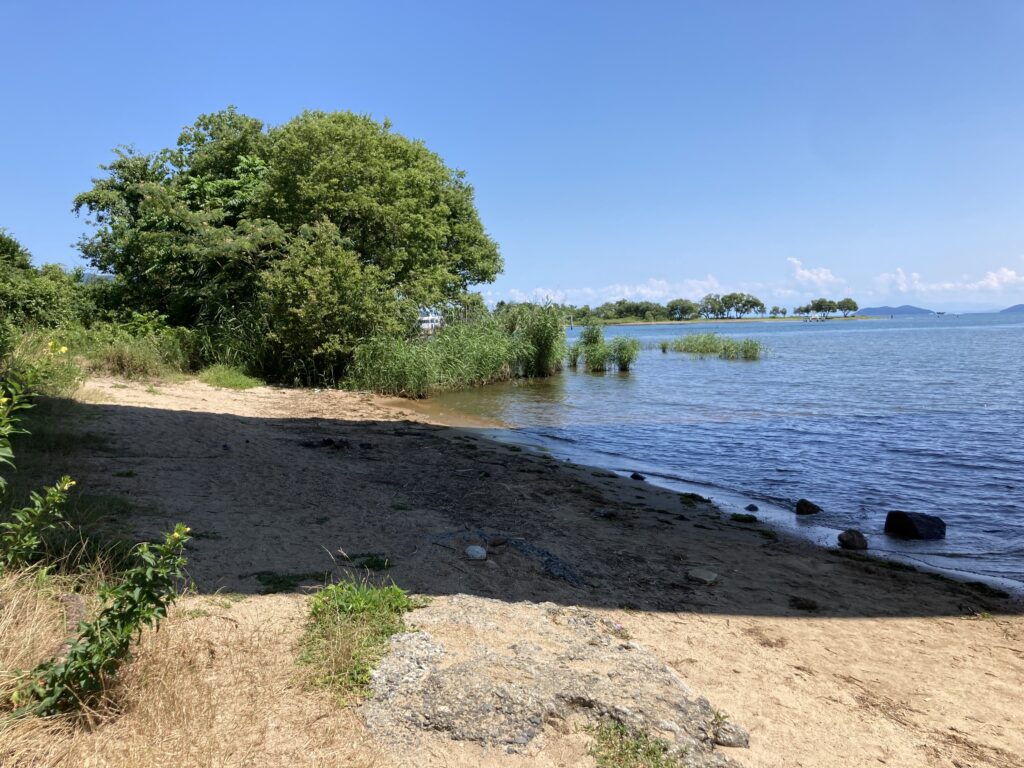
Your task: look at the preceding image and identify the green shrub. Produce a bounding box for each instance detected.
[300,580,414,694]
[17,524,191,715]
[0,476,75,573]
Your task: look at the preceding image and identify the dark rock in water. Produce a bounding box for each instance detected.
[744,504,759,512]
[795,498,822,515]
[838,529,868,550]
[630,471,646,481]
[884,511,946,540]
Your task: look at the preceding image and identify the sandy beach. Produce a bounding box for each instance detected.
[9,376,1022,768]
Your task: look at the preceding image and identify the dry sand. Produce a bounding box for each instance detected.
[7,376,1022,768]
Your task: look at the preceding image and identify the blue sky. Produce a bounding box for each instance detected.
[2,1,1023,311]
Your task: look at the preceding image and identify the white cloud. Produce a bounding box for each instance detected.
[787,257,844,289]
[875,266,1024,294]
[502,276,721,306]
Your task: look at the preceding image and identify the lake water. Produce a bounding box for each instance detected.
[433,313,1024,590]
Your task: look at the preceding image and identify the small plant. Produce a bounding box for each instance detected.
[0,476,75,573]
[300,580,415,695]
[730,513,758,524]
[17,523,191,715]
[659,340,669,353]
[590,720,682,767]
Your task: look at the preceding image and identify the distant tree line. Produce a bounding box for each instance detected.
[539,294,859,323]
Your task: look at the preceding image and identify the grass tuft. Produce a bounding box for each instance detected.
[300,580,415,695]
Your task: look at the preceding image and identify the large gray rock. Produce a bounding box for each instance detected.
[363,595,747,766]
[884,511,946,540]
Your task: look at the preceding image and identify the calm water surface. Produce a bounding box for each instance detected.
[434,314,1024,588]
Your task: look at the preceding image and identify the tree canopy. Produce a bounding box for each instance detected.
[73,108,502,381]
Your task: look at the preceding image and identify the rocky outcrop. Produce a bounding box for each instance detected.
[363,595,748,766]
[795,498,822,515]
[837,529,868,550]
[884,511,946,540]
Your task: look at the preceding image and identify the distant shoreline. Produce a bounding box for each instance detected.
[598,315,871,327]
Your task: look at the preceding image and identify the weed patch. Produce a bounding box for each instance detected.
[590,720,683,768]
[300,580,415,696]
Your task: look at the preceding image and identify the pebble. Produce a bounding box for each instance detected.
[465,545,488,561]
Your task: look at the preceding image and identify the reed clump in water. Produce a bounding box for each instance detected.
[575,323,641,372]
[667,333,763,360]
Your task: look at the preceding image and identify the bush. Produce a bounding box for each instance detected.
[0,230,95,329]
[259,221,412,385]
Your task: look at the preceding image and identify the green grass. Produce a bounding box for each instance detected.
[198,364,264,389]
[300,580,415,695]
[590,721,683,768]
[665,333,764,360]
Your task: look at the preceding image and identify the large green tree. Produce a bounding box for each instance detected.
[73,108,502,380]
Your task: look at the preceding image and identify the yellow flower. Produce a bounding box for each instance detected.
[59,346,68,354]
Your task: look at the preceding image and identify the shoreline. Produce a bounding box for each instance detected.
[14,375,1023,768]
[409,389,1024,598]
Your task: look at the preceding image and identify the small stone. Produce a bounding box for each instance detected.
[713,721,751,748]
[686,568,719,586]
[838,529,868,550]
[465,545,488,561]
[630,472,646,481]
[745,504,759,512]
[795,498,822,515]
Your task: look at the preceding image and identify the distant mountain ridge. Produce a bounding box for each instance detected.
[1001,304,1024,313]
[859,305,934,316]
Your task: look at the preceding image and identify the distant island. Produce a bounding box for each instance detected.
[859,305,934,316]
[1000,304,1024,313]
